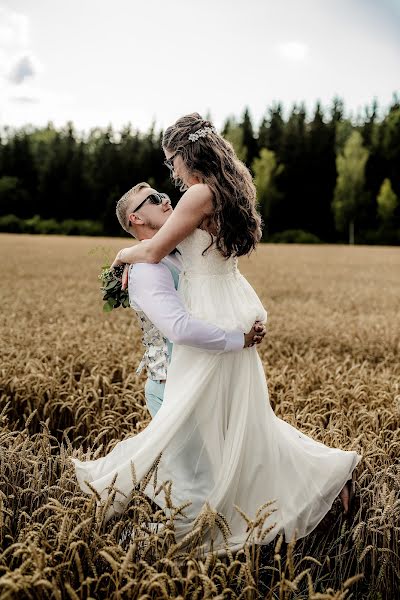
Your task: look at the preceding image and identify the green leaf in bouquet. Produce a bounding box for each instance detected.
[99,263,129,312]
[104,280,119,291]
[103,301,114,313]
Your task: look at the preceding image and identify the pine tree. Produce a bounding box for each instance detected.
[306,101,337,240]
[240,107,258,166]
[278,103,307,231]
[258,103,284,155]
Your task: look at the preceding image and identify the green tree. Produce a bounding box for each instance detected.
[377,178,398,223]
[335,119,353,154]
[381,105,400,197]
[252,148,283,238]
[223,118,247,162]
[361,98,378,147]
[258,103,284,155]
[240,107,257,166]
[278,103,307,231]
[0,175,30,217]
[332,131,369,244]
[306,101,337,241]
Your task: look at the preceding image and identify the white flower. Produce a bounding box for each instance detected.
[187,127,216,142]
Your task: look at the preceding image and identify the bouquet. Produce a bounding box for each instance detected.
[99,264,130,312]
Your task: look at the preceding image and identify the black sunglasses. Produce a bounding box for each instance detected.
[131,192,169,214]
[164,150,180,171]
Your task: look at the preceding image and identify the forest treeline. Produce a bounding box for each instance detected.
[0,96,399,244]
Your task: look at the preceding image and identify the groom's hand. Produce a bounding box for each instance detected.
[244,321,266,348]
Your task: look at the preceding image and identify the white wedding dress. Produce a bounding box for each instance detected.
[72,228,362,554]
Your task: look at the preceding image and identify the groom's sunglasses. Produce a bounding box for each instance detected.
[132,192,170,213]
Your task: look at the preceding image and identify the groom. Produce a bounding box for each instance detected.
[115,182,266,418]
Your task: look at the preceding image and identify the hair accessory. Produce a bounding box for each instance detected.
[188,126,216,142]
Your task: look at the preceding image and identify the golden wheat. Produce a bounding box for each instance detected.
[0,233,399,599]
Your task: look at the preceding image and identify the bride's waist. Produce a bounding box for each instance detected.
[177,271,268,329]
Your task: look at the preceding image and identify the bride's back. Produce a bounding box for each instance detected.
[177,228,267,333]
[177,228,238,278]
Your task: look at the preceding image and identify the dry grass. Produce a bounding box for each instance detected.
[0,233,399,599]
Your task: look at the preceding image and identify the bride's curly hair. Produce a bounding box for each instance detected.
[162,112,262,258]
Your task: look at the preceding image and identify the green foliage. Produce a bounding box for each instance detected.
[0,175,30,216]
[381,105,400,162]
[360,226,400,245]
[25,215,60,234]
[268,229,322,243]
[240,107,258,165]
[334,120,354,153]
[0,175,19,195]
[252,148,283,227]
[0,213,26,233]
[0,214,104,235]
[99,264,129,312]
[60,219,104,236]
[332,131,369,238]
[223,118,248,162]
[377,178,398,223]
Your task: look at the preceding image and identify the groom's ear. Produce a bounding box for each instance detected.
[128,213,143,226]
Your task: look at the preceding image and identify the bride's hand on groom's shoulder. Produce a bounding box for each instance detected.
[111,248,127,269]
[244,321,266,348]
[111,240,152,270]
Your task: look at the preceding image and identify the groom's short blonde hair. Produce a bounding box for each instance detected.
[116,182,151,234]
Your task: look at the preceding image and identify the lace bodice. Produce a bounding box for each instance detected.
[177,229,239,278]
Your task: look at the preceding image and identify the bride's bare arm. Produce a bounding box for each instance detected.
[111,184,213,267]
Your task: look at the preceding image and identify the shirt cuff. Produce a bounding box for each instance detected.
[224,330,245,352]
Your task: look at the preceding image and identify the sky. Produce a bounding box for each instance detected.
[0,0,399,134]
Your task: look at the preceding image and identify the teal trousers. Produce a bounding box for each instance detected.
[144,378,165,418]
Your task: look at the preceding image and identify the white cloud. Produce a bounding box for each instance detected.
[0,5,54,118]
[0,6,42,85]
[0,7,72,123]
[277,41,309,61]
[8,54,40,84]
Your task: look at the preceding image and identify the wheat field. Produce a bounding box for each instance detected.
[0,233,399,600]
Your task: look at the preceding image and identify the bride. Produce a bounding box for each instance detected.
[72,113,362,554]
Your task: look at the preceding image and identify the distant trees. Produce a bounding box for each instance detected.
[223,118,247,162]
[0,96,399,244]
[332,131,369,244]
[377,179,398,224]
[252,149,283,239]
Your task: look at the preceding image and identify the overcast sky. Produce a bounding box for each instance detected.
[1,0,399,133]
